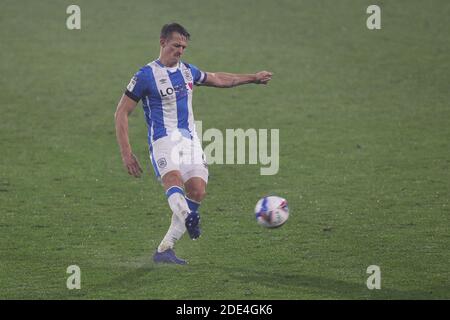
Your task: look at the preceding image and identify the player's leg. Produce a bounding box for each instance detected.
[158,170,190,247]
[161,169,203,238]
[162,170,190,225]
[181,136,209,238]
[160,166,202,240]
[183,134,208,211]
[151,137,192,264]
[184,176,207,214]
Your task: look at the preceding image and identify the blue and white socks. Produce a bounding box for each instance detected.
[158,186,202,252]
[166,186,190,220]
[185,196,200,214]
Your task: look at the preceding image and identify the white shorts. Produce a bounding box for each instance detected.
[149,132,209,184]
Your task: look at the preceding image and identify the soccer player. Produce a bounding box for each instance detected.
[114,23,272,264]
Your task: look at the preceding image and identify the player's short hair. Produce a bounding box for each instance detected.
[160,23,190,40]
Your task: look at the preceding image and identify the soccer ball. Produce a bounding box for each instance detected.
[255,196,289,228]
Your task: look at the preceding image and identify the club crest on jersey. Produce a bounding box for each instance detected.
[187,82,193,90]
[183,69,193,82]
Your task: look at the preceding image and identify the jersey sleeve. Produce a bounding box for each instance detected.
[124,68,149,102]
[189,64,207,85]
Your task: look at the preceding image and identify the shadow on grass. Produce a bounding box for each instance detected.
[223,267,444,300]
[87,261,190,298]
[77,262,446,299]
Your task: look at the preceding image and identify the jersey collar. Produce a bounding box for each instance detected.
[155,59,181,70]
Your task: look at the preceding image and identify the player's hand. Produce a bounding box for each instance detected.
[122,153,143,178]
[255,71,273,85]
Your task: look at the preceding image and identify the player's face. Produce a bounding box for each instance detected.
[160,32,188,67]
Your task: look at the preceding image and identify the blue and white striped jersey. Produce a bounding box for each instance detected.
[125,59,207,145]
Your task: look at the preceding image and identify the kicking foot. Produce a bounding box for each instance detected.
[185,212,201,240]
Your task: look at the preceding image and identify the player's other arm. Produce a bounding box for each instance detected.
[203,71,272,88]
[114,94,143,178]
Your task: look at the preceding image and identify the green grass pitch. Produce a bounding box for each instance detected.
[0,0,449,299]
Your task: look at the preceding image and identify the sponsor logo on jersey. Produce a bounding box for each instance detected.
[159,87,175,97]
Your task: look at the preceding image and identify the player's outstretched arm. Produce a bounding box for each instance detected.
[114,94,143,178]
[203,71,272,88]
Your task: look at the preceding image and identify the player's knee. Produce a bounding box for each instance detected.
[162,171,183,189]
[187,188,206,202]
